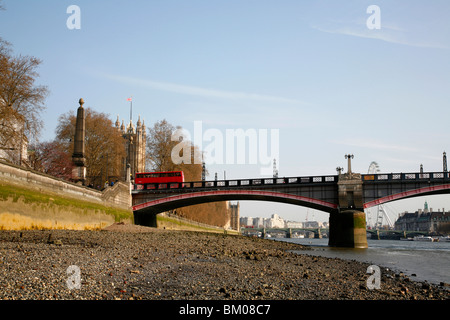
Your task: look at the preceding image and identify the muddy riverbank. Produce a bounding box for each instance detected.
[0,223,448,300]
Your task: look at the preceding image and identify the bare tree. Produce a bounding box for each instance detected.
[30,140,73,180]
[146,119,205,179]
[0,4,48,164]
[0,40,48,147]
[146,119,230,227]
[146,119,177,172]
[56,108,127,188]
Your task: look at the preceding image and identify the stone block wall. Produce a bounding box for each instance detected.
[0,160,131,210]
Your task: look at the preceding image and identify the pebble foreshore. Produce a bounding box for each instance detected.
[0,223,448,300]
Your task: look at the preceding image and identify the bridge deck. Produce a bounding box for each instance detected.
[132,174,339,192]
[132,171,450,214]
[362,172,450,208]
[132,174,340,214]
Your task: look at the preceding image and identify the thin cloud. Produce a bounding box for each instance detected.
[101,73,305,104]
[314,25,449,49]
[315,27,448,49]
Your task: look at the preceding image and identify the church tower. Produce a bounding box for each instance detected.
[116,115,147,182]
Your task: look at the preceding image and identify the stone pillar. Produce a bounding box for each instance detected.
[329,210,368,248]
[315,228,322,239]
[328,155,368,248]
[126,163,131,182]
[287,228,292,238]
[71,98,86,184]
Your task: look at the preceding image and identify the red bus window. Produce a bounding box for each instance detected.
[135,171,184,186]
[158,183,167,189]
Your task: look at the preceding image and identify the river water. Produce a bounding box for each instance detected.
[277,237,450,285]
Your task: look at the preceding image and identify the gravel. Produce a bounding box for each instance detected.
[0,223,448,300]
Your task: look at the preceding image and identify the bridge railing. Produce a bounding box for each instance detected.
[362,172,449,182]
[134,174,339,191]
[133,171,449,191]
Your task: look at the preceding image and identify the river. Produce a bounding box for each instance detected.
[277,237,450,286]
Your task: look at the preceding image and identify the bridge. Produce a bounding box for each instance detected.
[366,229,429,240]
[241,227,429,240]
[132,157,450,248]
[241,227,328,239]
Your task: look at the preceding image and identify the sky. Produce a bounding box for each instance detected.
[1,0,449,224]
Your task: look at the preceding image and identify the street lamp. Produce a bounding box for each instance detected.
[345,154,354,174]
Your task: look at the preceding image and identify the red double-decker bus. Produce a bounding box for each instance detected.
[135,171,184,190]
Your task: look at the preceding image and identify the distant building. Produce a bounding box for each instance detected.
[253,217,265,228]
[240,213,323,230]
[240,216,254,228]
[303,221,320,228]
[115,116,146,181]
[228,201,240,230]
[265,213,285,228]
[286,221,303,228]
[394,201,450,234]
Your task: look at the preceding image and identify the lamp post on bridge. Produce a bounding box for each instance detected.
[444,152,447,174]
[345,154,354,174]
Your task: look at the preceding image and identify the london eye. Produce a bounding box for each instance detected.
[366,161,394,229]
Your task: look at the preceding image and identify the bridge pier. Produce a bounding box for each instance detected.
[133,211,157,228]
[315,229,322,239]
[328,210,368,248]
[330,159,368,248]
[287,228,292,238]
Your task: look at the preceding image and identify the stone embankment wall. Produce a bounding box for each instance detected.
[156,212,239,235]
[0,161,133,230]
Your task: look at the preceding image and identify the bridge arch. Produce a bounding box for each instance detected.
[364,183,450,209]
[133,190,338,226]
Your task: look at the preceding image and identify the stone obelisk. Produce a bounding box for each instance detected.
[71,98,86,184]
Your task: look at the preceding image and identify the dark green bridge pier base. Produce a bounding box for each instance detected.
[328,210,368,248]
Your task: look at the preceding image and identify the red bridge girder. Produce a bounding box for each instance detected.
[133,189,338,214]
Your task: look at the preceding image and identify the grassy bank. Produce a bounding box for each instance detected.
[0,181,132,230]
[0,212,111,230]
[0,181,239,234]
